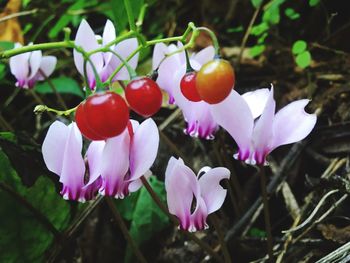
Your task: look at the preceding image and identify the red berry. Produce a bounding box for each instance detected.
[196,59,235,104]
[125,77,162,117]
[75,92,129,140]
[180,71,201,102]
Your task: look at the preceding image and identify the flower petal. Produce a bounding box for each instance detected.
[9,43,30,86]
[128,170,152,193]
[109,38,139,81]
[85,140,105,185]
[210,90,254,159]
[28,50,42,79]
[36,56,57,80]
[102,19,116,65]
[242,88,270,119]
[73,19,103,88]
[190,46,215,68]
[270,99,317,150]
[198,167,230,214]
[42,120,70,175]
[152,43,168,70]
[165,157,198,230]
[99,129,130,197]
[129,118,159,181]
[252,87,276,164]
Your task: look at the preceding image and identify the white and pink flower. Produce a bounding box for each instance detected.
[211,86,317,165]
[42,118,159,201]
[73,19,139,89]
[9,43,57,89]
[165,157,230,232]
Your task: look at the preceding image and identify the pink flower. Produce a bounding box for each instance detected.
[153,43,219,139]
[211,86,317,165]
[42,121,101,201]
[42,118,159,201]
[165,157,230,232]
[73,19,139,89]
[9,43,57,89]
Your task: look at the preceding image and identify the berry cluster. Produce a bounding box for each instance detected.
[75,76,162,140]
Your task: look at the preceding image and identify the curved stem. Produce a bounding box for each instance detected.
[196,26,220,55]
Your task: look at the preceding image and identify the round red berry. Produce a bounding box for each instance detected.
[180,71,201,102]
[196,59,235,104]
[125,77,162,117]
[75,92,129,140]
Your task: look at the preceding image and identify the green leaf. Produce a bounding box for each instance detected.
[292,40,307,55]
[249,227,267,238]
[226,26,244,33]
[0,150,70,263]
[250,22,269,36]
[125,176,170,262]
[309,0,320,7]
[285,8,300,20]
[296,51,311,69]
[251,0,263,8]
[0,41,15,52]
[109,0,144,33]
[0,63,6,80]
[35,77,84,98]
[250,45,266,57]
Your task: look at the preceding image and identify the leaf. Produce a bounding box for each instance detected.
[285,8,300,20]
[109,0,144,33]
[309,0,320,7]
[35,77,84,98]
[251,0,263,8]
[248,227,267,238]
[250,45,266,57]
[250,22,269,36]
[292,40,307,55]
[0,131,48,187]
[226,26,244,33]
[0,150,70,263]
[0,63,6,80]
[296,51,311,69]
[0,41,15,51]
[125,176,170,262]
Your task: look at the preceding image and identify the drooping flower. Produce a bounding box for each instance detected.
[42,121,101,201]
[87,118,159,198]
[73,19,139,89]
[211,86,317,165]
[9,43,57,89]
[42,118,159,201]
[165,157,230,232]
[153,42,219,139]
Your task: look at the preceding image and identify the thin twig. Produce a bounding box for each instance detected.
[28,90,55,119]
[0,9,38,23]
[282,189,340,234]
[39,69,68,111]
[237,3,263,64]
[106,197,148,263]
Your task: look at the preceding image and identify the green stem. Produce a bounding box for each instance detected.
[124,0,137,32]
[259,165,274,262]
[136,4,148,28]
[34,105,77,116]
[107,49,137,79]
[0,41,74,59]
[196,27,220,55]
[184,50,194,73]
[106,197,148,263]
